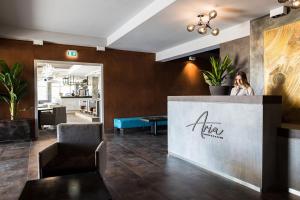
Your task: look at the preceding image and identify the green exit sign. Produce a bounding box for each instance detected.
[67,50,78,57]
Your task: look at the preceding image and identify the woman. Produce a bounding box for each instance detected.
[230,71,255,96]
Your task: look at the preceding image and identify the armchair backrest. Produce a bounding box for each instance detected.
[57,123,102,154]
[53,107,67,125]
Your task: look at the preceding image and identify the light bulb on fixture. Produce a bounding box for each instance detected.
[209,10,217,19]
[198,26,207,34]
[278,0,300,8]
[186,10,220,36]
[211,28,220,36]
[187,24,195,32]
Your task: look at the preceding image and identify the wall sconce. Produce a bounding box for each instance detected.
[189,56,196,61]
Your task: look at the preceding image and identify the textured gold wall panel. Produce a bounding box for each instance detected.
[264,21,300,123]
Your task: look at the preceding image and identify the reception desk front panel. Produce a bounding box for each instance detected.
[168,96,281,192]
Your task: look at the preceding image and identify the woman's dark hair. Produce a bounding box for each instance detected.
[234,71,250,87]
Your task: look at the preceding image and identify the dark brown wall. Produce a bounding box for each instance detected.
[160,49,219,96]
[0,39,35,119]
[0,38,216,130]
[220,36,250,85]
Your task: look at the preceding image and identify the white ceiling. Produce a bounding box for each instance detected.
[110,0,279,53]
[0,0,153,38]
[37,62,101,77]
[0,0,280,58]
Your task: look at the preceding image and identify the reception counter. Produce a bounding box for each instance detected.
[168,96,282,192]
[60,97,93,113]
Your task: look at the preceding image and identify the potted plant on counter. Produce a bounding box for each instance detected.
[202,55,235,95]
[0,60,32,142]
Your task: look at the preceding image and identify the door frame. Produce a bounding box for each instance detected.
[34,60,104,138]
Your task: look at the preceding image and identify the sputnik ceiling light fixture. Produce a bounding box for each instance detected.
[187,10,220,36]
[278,0,300,8]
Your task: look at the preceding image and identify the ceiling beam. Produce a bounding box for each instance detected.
[0,25,106,48]
[107,0,176,46]
[155,21,251,62]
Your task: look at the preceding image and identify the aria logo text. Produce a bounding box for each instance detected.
[186,111,224,139]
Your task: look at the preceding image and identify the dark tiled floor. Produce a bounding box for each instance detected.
[104,132,300,200]
[0,142,30,200]
[1,128,300,200]
[0,114,86,199]
[27,131,56,180]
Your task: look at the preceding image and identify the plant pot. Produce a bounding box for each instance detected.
[209,86,231,96]
[0,119,34,142]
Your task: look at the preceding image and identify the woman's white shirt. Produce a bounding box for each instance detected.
[230,86,255,96]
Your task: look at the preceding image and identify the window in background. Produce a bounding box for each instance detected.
[51,81,61,104]
[38,80,48,101]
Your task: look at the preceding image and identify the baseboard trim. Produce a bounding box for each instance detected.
[168,152,261,193]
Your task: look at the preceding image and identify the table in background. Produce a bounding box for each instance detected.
[141,116,167,136]
[19,172,112,200]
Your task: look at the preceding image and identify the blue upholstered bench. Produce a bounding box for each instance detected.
[114,117,167,134]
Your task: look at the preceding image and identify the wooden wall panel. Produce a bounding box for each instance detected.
[0,38,216,130]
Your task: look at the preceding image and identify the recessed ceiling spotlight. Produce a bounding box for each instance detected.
[186,10,220,36]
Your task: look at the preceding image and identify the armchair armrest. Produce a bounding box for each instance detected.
[38,143,58,178]
[95,141,107,177]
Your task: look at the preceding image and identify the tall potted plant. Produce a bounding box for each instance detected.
[0,61,28,120]
[202,55,235,95]
[0,60,31,142]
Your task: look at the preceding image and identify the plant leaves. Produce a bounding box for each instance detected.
[0,60,10,74]
[0,94,9,104]
[0,61,28,118]
[203,73,212,85]
[12,63,22,78]
[203,55,234,86]
[0,73,5,84]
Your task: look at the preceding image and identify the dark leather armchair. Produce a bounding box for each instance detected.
[38,123,106,178]
[39,106,67,128]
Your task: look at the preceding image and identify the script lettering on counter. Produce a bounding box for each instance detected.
[186,111,224,139]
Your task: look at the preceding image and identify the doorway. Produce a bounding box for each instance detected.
[34,60,104,138]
